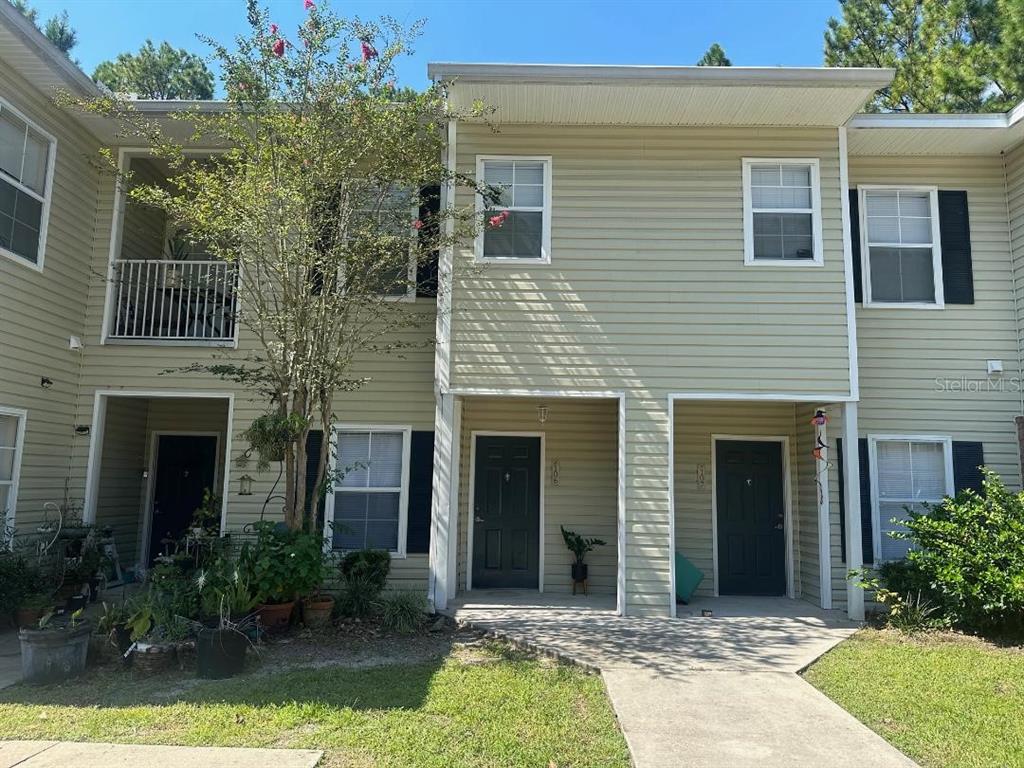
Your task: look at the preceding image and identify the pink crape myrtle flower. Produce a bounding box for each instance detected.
[305,0,315,9]
[413,219,424,230]
[272,38,285,57]
[270,23,278,34]
[488,210,511,228]
[360,40,378,62]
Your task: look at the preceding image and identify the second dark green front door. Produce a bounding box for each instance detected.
[715,440,786,596]
[472,435,540,589]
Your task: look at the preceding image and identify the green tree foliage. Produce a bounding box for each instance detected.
[8,0,78,57]
[697,42,731,66]
[67,1,491,531]
[93,40,215,100]
[825,0,1024,112]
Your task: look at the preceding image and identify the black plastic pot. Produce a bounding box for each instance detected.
[65,594,87,613]
[88,577,101,603]
[571,562,588,583]
[195,628,248,679]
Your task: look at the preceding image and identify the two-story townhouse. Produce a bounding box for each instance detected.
[3,3,1024,622]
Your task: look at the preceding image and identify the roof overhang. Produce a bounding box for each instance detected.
[429,63,894,127]
[847,102,1024,155]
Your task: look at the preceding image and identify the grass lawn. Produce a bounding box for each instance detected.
[804,629,1024,768]
[0,640,629,768]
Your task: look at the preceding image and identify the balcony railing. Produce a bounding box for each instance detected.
[109,259,237,343]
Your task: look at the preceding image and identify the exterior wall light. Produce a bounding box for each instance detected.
[537,405,549,424]
[239,474,254,496]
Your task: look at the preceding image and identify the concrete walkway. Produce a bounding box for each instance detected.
[451,592,918,768]
[0,741,322,768]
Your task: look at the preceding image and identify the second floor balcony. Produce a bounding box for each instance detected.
[104,154,237,346]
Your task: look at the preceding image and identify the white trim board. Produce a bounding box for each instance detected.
[140,430,222,570]
[0,405,28,530]
[466,431,546,592]
[83,390,234,539]
[710,434,796,599]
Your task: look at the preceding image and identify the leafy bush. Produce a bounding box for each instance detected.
[0,554,36,618]
[885,469,1024,633]
[336,549,390,617]
[379,591,427,634]
[238,522,327,604]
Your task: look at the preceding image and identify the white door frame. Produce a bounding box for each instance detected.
[466,430,546,593]
[710,434,795,599]
[83,390,234,537]
[140,430,222,569]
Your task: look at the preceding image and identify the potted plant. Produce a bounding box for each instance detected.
[241,413,307,471]
[239,522,321,634]
[195,569,258,679]
[302,551,335,630]
[94,600,133,663]
[560,526,606,590]
[19,608,91,684]
[16,592,55,630]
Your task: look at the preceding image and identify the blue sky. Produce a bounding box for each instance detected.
[29,0,841,90]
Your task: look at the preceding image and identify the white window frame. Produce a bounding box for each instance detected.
[868,434,954,563]
[0,406,28,530]
[741,157,824,267]
[0,96,56,272]
[859,185,945,309]
[353,187,418,302]
[475,155,553,265]
[323,424,411,558]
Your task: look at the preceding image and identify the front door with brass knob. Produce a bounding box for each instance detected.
[715,439,786,596]
[471,435,541,589]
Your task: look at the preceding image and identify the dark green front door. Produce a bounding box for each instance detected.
[472,436,540,589]
[715,440,786,596]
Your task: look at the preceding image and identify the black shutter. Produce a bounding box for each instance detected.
[938,190,974,304]
[405,430,435,553]
[849,189,863,303]
[304,429,326,530]
[416,186,440,298]
[952,441,985,494]
[836,437,873,564]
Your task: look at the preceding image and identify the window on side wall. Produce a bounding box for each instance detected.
[328,426,410,555]
[476,156,551,263]
[871,436,952,561]
[0,99,55,269]
[742,158,823,266]
[861,187,942,306]
[0,410,25,528]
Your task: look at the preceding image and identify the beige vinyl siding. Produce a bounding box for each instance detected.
[94,398,148,564]
[455,397,619,597]
[450,124,852,397]
[1007,144,1024,441]
[673,402,808,599]
[0,58,99,532]
[794,404,821,605]
[119,158,168,260]
[851,157,1022,492]
[452,124,852,616]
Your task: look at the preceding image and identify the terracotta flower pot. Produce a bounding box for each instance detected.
[256,601,295,634]
[16,607,46,630]
[302,596,335,629]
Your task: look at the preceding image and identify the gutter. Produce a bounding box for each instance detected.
[428,62,894,90]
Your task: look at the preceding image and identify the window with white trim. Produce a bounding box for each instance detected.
[862,188,942,305]
[872,437,952,561]
[329,427,410,553]
[0,411,24,526]
[353,186,417,298]
[477,156,551,262]
[0,99,54,268]
[742,159,822,265]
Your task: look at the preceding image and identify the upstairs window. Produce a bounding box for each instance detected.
[0,99,54,269]
[861,187,942,306]
[742,159,823,266]
[476,156,552,263]
[328,426,410,555]
[871,436,952,561]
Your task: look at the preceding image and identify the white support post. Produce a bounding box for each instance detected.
[842,401,865,620]
[428,392,456,611]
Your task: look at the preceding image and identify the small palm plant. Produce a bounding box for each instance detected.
[560,526,606,585]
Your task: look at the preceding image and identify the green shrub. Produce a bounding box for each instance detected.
[336,549,390,617]
[0,554,36,618]
[379,591,427,634]
[890,469,1024,633]
[238,522,327,604]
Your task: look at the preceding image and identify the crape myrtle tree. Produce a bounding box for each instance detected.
[69,0,496,531]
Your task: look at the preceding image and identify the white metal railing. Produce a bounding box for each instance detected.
[109,260,237,342]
